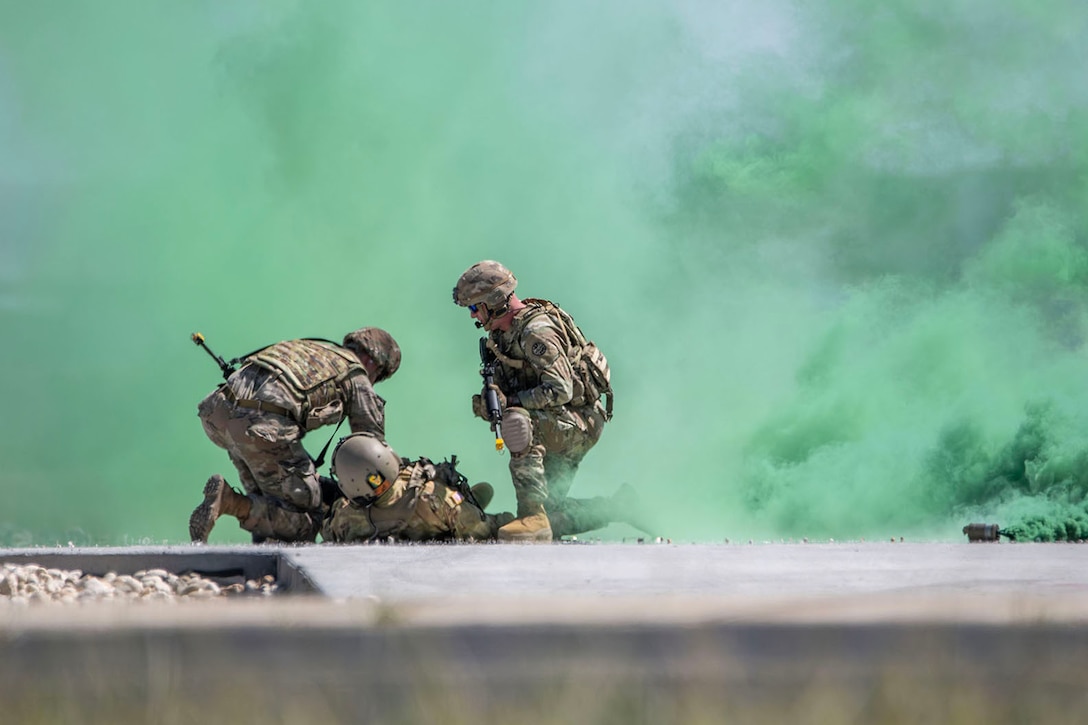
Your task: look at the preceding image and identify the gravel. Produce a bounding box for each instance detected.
[0,563,279,605]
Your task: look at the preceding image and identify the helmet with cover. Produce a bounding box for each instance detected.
[342,327,401,383]
[451,260,517,317]
[331,432,401,501]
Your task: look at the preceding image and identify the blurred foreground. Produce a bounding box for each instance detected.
[2,542,1087,724]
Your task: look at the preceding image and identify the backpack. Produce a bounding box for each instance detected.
[524,299,613,419]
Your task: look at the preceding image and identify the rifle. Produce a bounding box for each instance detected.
[191,332,237,380]
[479,338,505,452]
[442,455,486,520]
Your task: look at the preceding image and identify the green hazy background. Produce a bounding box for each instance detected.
[3,0,1088,545]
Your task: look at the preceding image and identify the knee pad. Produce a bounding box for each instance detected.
[501,407,533,455]
[282,469,322,511]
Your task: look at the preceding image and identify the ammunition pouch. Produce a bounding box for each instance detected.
[304,400,344,431]
[574,341,613,419]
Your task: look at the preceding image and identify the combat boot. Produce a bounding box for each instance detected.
[189,474,252,543]
[470,482,494,510]
[497,502,553,543]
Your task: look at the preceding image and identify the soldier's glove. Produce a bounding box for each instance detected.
[473,385,509,421]
[471,394,488,421]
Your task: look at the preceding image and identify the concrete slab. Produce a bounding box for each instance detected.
[3,542,1088,723]
[4,541,1088,623]
[285,540,1088,604]
[281,540,1088,626]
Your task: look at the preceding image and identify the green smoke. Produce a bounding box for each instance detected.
[3,1,1088,545]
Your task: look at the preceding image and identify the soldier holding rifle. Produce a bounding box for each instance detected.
[452,260,646,542]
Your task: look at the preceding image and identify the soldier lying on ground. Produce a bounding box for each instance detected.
[321,433,652,544]
[320,433,514,543]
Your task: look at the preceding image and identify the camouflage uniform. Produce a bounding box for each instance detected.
[487,299,615,538]
[322,458,514,543]
[198,339,385,543]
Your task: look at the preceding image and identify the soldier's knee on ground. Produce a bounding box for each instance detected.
[247,497,323,543]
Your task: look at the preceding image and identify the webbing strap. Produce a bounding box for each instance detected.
[312,416,346,469]
[222,386,293,418]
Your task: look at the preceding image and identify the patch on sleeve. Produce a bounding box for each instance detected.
[522,325,562,366]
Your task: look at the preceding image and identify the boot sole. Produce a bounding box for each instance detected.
[497,527,554,543]
[188,475,224,543]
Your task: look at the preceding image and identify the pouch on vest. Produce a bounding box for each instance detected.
[579,341,613,419]
[305,400,344,431]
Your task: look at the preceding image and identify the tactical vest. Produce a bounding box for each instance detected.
[247,339,363,421]
[492,299,613,419]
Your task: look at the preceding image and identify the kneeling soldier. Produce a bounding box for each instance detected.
[191,328,400,544]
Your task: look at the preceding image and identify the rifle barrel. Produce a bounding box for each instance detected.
[192,332,236,380]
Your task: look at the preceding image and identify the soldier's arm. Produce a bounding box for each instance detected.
[513,324,575,409]
[345,374,386,438]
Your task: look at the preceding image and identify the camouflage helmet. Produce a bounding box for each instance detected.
[452,260,517,314]
[331,432,401,501]
[342,327,401,383]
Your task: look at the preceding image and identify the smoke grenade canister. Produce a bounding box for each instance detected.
[963,523,1002,542]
